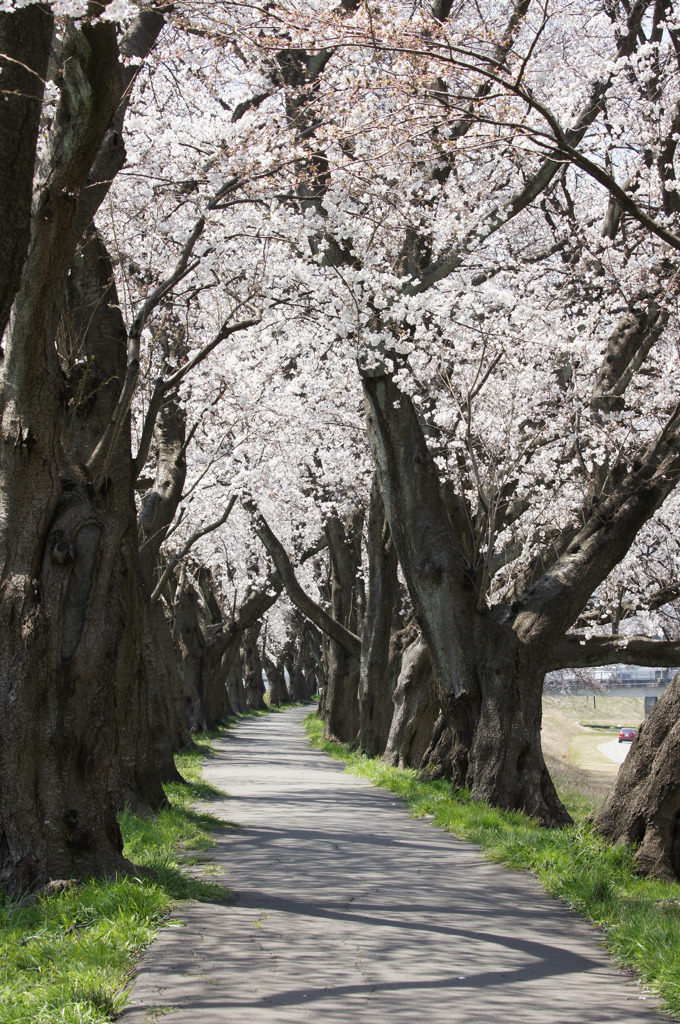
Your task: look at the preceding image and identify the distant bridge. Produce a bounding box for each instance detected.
[544,666,675,711]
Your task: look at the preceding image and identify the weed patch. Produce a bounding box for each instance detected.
[305,712,680,1018]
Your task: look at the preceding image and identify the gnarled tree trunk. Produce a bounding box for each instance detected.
[593,671,680,881]
[363,372,569,825]
[383,633,437,769]
[0,16,147,892]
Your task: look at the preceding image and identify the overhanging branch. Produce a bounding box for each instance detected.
[244,499,362,660]
[547,633,680,672]
[150,495,236,605]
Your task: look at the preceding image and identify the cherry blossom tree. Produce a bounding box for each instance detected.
[6,0,680,892]
[187,0,680,826]
[0,0,169,893]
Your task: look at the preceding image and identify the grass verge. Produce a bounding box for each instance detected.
[0,736,228,1024]
[305,712,680,1019]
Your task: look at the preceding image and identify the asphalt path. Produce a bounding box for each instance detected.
[120,706,668,1024]
[599,738,632,766]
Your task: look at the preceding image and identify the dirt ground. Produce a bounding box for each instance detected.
[541,696,645,812]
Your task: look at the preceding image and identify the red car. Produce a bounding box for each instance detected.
[618,727,636,743]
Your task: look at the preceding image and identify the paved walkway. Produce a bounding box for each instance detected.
[599,738,632,766]
[120,706,668,1023]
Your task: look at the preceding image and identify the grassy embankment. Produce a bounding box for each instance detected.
[541,694,644,814]
[305,706,680,1019]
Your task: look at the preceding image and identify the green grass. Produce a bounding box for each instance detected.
[0,702,318,1023]
[305,712,680,1018]
[0,736,229,1024]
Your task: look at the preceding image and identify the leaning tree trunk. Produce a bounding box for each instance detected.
[363,372,570,825]
[592,671,680,881]
[359,476,399,756]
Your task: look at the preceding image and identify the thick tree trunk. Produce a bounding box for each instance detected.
[321,512,363,743]
[592,671,680,881]
[141,597,193,769]
[359,476,399,756]
[226,648,247,714]
[264,654,289,706]
[0,488,136,892]
[171,577,210,733]
[289,627,310,701]
[188,570,236,730]
[302,641,321,699]
[202,635,236,730]
[0,20,145,893]
[65,229,168,812]
[363,373,569,825]
[454,630,565,822]
[383,636,438,769]
[420,712,456,778]
[136,402,207,759]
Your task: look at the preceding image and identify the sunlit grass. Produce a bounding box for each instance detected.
[305,712,680,1018]
[0,702,319,1022]
[0,737,228,1024]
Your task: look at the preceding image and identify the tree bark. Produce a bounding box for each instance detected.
[170,575,210,733]
[243,624,267,710]
[321,511,363,744]
[226,647,247,714]
[264,653,289,706]
[141,595,193,769]
[592,670,680,882]
[65,228,168,812]
[302,627,322,698]
[202,633,237,730]
[363,372,570,825]
[383,635,438,769]
[0,6,53,340]
[289,624,310,701]
[0,19,144,893]
[359,476,399,756]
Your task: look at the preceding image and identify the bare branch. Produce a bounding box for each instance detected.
[150,495,236,604]
[548,633,680,671]
[244,499,362,659]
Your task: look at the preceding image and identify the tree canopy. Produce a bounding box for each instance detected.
[2,0,680,889]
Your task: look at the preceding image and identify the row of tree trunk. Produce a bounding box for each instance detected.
[0,11,328,894]
[274,410,680,882]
